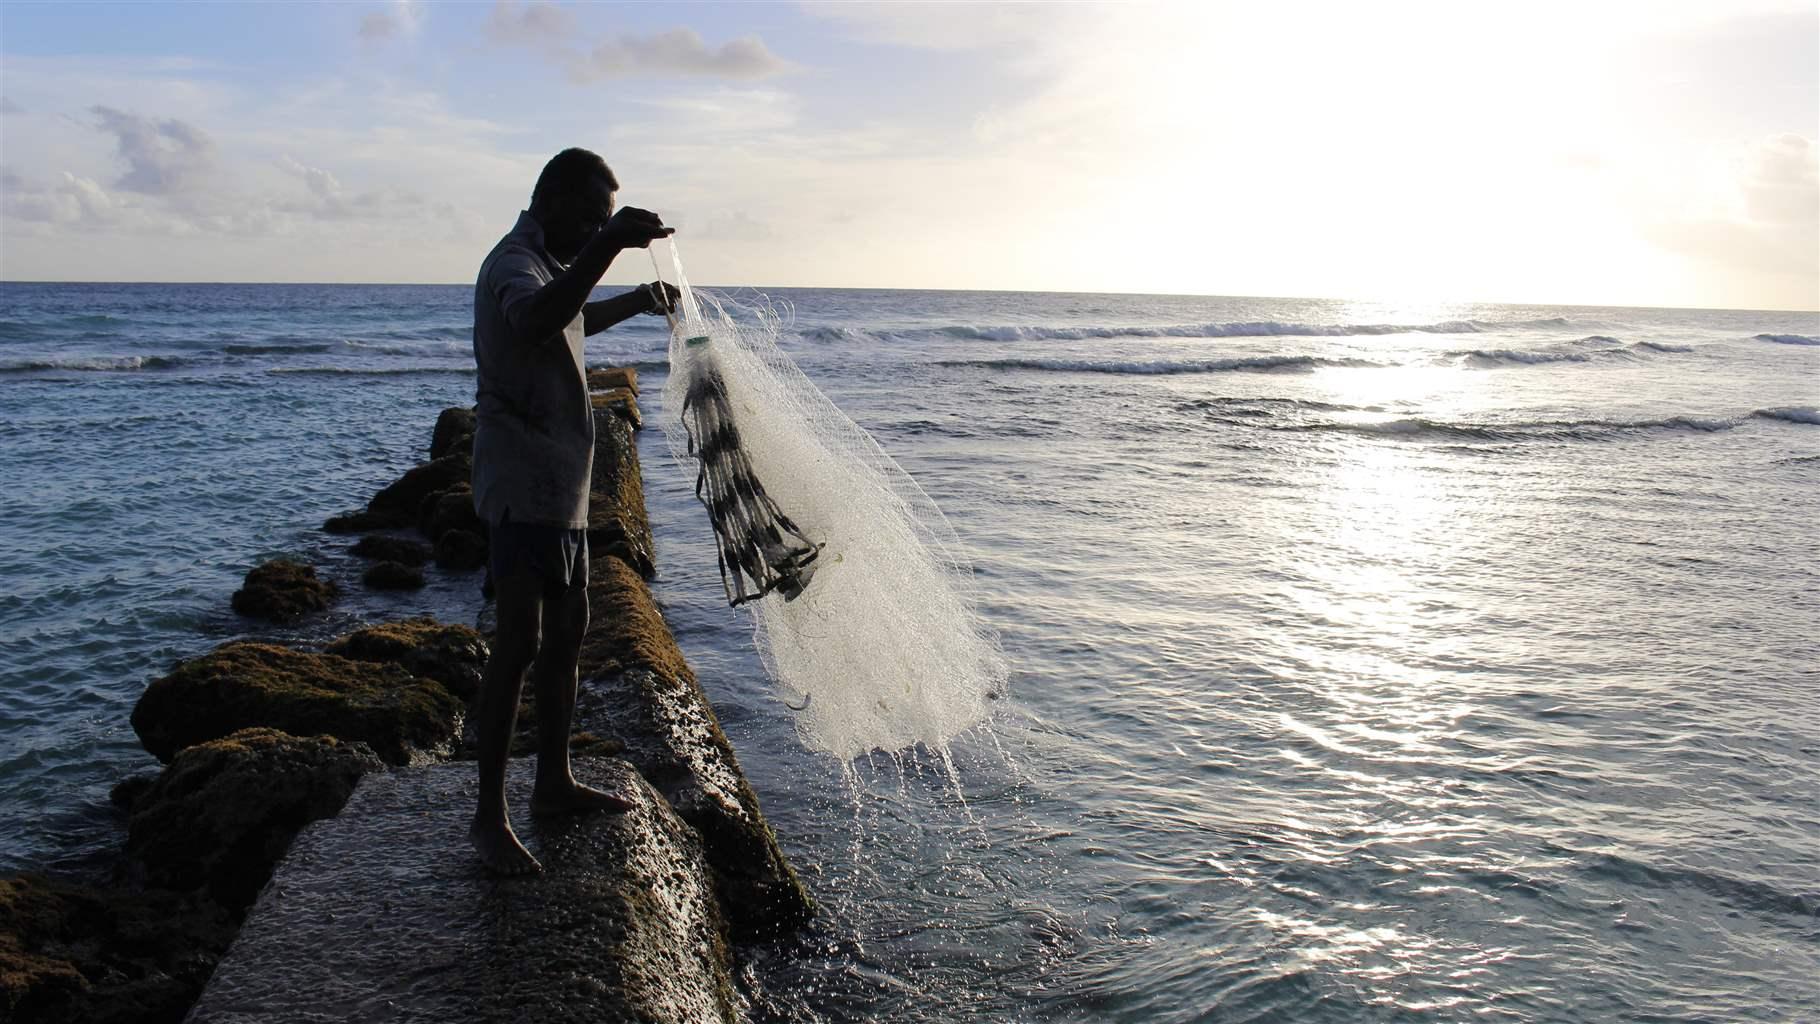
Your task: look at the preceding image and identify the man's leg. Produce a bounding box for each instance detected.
[528,577,634,814]
[468,565,544,875]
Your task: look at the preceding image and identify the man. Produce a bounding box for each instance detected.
[468,147,676,875]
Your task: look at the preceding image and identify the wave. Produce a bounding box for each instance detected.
[340,339,468,356]
[936,355,1384,375]
[1752,406,1820,425]
[222,343,338,355]
[798,326,862,343]
[924,316,1586,343]
[1176,396,1375,414]
[266,366,475,377]
[1753,333,1819,346]
[0,355,183,373]
[1451,340,1688,367]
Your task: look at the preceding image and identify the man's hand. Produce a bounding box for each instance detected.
[600,207,674,250]
[640,281,681,315]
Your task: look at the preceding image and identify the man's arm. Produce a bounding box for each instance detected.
[502,208,671,346]
[583,282,681,336]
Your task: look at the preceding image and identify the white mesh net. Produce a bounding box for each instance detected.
[653,242,1006,761]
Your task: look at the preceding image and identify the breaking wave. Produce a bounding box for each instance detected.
[1753,333,1819,346]
[1752,406,1820,425]
[1451,340,1689,367]
[936,355,1385,375]
[0,355,184,373]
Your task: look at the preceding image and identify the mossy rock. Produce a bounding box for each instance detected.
[434,528,488,571]
[0,873,234,1024]
[126,728,383,914]
[131,642,464,766]
[322,509,397,534]
[324,618,488,705]
[429,406,476,461]
[350,534,431,566]
[419,486,482,541]
[229,559,337,623]
[367,453,469,523]
[362,561,425,591]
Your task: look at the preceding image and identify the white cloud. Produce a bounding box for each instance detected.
[1646,134,1819,295]
[358,1,424,42]
[91,105,215,195]
[486,2,796,81]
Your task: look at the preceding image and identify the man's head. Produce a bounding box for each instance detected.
[529,148,618,263]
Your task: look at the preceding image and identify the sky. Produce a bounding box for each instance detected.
[0,1,1815,310]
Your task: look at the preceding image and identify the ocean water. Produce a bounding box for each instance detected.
[2,281,1817,1022]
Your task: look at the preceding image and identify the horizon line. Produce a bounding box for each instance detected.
[0,279,1815,317]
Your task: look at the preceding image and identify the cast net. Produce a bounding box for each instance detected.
[653,241,1006,761]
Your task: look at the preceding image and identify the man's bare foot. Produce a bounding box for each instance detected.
[530,778,636,816]
[469,815,542,875]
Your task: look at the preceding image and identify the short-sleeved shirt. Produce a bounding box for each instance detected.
[470,211,594,529]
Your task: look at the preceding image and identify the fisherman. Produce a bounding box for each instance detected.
[468,147,677,875]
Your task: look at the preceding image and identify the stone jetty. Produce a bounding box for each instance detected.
[1,367,808,1023]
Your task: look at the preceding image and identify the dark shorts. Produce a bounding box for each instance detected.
[489,511,588,592]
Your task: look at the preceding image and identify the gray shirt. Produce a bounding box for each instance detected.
[470,211,594,529]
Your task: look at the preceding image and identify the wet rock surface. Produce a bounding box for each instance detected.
[185,759,740,1024]
[578,557,814,939]
[229,560,337,623]
[131,642,463,766]
[366,452,471,526]
[0,874,234,1024]
[123,729,383,914]
[429,405,477,461]
[361,560,425,590]
[350,533,432,566]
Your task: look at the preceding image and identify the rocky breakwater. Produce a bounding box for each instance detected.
[176,368,808,1021]
[4,365,808,1023]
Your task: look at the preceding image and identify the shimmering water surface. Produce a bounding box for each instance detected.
[2,282,1816,1022]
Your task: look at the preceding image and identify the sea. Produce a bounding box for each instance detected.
[1,281,1816,1023]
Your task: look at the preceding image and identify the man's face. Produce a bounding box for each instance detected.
[546,174,615,263]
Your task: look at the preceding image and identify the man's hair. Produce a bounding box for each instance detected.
[530,148,617,208]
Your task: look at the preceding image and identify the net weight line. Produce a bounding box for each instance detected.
[654,249,824,606]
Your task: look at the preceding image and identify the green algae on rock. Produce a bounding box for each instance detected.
[588,406,655,579]
[0,873,234,1024]
[131,642,463,766]
[125,728,385,914]
[324,617,489,705]
[229,559,338,623]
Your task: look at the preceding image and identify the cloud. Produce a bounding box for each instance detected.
[1,97,23,115]
[90,105,215,195]
[1,170,121,226]
[486,0,574,45]
[578,29,795,81]
[1648,133,1818,287]
[486,2,794,81]
[358,1,423,42]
